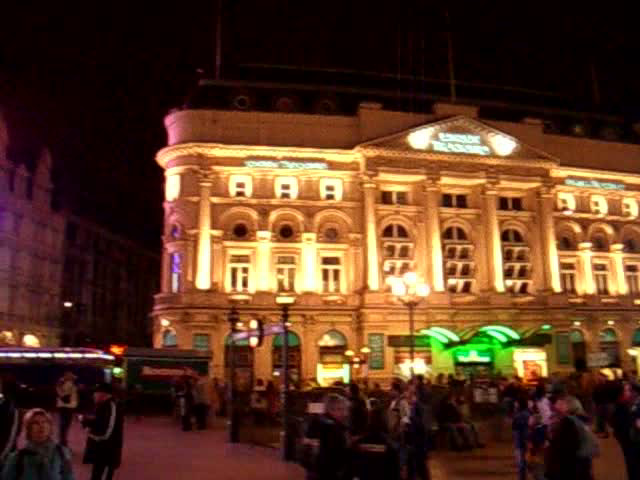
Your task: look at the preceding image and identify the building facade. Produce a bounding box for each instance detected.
[60,215,160,347]
[0,113,65,347]
[152,101,640,386]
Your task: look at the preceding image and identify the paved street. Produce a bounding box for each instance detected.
[63,416,627,480]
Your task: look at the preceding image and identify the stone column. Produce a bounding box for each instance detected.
[425,181,445,291]
[611,243,627,295]
[363,180,380,291]
[482,185,504,292]
[195,179,212,290]
[538,186,562,292]
[578,242,595,295]
[161,248,169,293]
[211,230,224,291]
[301,233,317,292]
[256,231,272,292]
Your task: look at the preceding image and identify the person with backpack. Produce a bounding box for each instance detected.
[1,408,74,480]
[81,383,124,480]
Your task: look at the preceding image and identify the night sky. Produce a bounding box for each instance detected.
[1,2,638,251]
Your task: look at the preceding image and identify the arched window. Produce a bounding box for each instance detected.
[501,228,530,294]
[232,223,249,239]
[317,330,347,347]
[382,224,413,283]
[501,229,524,243]
[570,329,586,368]
[162,329,177,348]
[599,328,620,366]
[273,332,301,381]
[170,252,182,293]
[632,328,640,347]
[443,227,467,241]
[591,233,609,252]
[558,236,575,251]
[170,224,180,239]
[442,226,474,293]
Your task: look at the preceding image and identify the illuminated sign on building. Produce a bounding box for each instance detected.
[431,133,491,155]
[453,348,493,364]
[244,159,328,170]
[564,178,625,190]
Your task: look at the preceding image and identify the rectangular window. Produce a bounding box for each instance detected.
[321,257,342,293]
[320,179,343,201]
[324,184,336,200]
[499,197,523,211]
[276,255,296,292]
[626,264,640,295]
[442,194,468,208]
[279,183,292,199]
[229,175,252,198]
[170,252,182,293]
[381,191,408,205]
[275,177,298,199]
[560,262,577,294]
[193,333,210,351]
[593,263,609,295]
[229,255,250,292]
[234,181,247,197]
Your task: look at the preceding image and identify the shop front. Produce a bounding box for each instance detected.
[452,346,494,380]
[388,335,432,380]
[513,348,548,383]
[316,330,350,386]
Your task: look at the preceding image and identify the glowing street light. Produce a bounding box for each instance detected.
[391,272,430,376]
[63,301,73,308]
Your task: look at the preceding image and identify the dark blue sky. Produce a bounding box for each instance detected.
[1,1,637,249]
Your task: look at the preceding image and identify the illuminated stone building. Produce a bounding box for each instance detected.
[153,99,640,385]
[0,112,65,347]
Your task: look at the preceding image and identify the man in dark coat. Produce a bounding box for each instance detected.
[304,393,350,480]
[82,383,124,480]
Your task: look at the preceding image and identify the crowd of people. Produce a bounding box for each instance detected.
[0,373,124,480]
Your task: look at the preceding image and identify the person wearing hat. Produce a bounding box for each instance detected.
[81,383,124,480]
[56,371,78,448]
[1,408,74,479]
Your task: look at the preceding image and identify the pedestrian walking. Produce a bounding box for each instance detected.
[610,382,640,480]
[1,408,74,480]
[192,375,211,430]
[55,372,78,448]
[81,383,124,480]
[348,383,368,438]
[512,397,531,480]
[352,407,400,480]
[0,379,20,472]
[406,385,430,480]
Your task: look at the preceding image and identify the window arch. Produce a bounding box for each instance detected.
[591,232,609,252]
[162,329,177,348]
[621,228,640,253]
[317,330,347,347]
[599,327,620,366]
[599,328,618,343]
[442,225,474,293]
[382,223,413,284]
[558,236,575,251]
[501,227,530,294]
[443,226,467,241]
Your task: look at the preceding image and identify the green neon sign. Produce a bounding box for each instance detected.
[420,329,449,344]
[540,324,552,331]
[480,325,520,340]
[485,330,509,342]
[428,327,460,343]
[244,159,328,170]
[454,349,493,363]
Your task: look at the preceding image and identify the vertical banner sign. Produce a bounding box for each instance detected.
[368,333,385,370]
[555,332,571,365]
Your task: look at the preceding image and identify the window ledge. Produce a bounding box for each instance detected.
[600,296,620,304]
[321,294,346,304]
[229,293,252,304]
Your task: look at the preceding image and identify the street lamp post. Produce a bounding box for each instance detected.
[276,294,295,461]
[227,306,240,443]
[391,272,430,377]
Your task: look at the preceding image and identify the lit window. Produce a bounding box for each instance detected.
[165,174,181,201]
[229,255,251,292]
[163,329,177,348]
[622,198,638,218]
[382,224,413,284]
[557,192,576,212]
[193,333,210,351]
[275,177,298,199]
[170,252,182,293]
[593,263,610,295]
[590,195,608,216]
[381,191,408,205]
[276,255,297,292]
[560,262,577,294]
[626,264,640,295]
[501,229,524,243]
[321,257,342,293]
[499,197,523,211]
[502,229,530,294]
[170,225,180,239]
[443,225,474,294]
[320,179,343,201]
[229,175,252,198]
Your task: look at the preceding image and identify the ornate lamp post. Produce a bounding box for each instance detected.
[227,305,240,443]
[391,272,430,377]
[276,294,295,461]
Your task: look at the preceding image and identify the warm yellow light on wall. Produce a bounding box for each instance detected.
[407,129,433,150]
[165,174,181,201]
[489,134,517,156]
